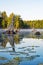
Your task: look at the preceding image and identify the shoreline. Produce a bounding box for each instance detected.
[0,29,43,31]
[0,29,43,34]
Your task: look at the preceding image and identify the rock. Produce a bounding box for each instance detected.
[35,31,41,35]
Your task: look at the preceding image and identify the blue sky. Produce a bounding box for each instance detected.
[0,0,43,20]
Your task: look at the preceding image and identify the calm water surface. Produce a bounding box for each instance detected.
[0,32,43,65]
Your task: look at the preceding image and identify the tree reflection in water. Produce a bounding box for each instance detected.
[0,34,23,52]
[7,34,15,51]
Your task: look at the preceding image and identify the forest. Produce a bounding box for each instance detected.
[0,11,43,29]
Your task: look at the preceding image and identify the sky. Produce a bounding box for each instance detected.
[0,0,43,20]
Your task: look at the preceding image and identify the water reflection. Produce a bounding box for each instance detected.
[0,34,23,52]
[0,33,43,65]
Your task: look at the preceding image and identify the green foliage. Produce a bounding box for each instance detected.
[1,11,8,28]
[24,20,43,29]
[0,11,43,29]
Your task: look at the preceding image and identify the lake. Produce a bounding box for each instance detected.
[0,32,43,65]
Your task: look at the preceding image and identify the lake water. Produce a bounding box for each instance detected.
[0,32,43,65]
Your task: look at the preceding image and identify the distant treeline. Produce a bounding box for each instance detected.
[0,11,43,29]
